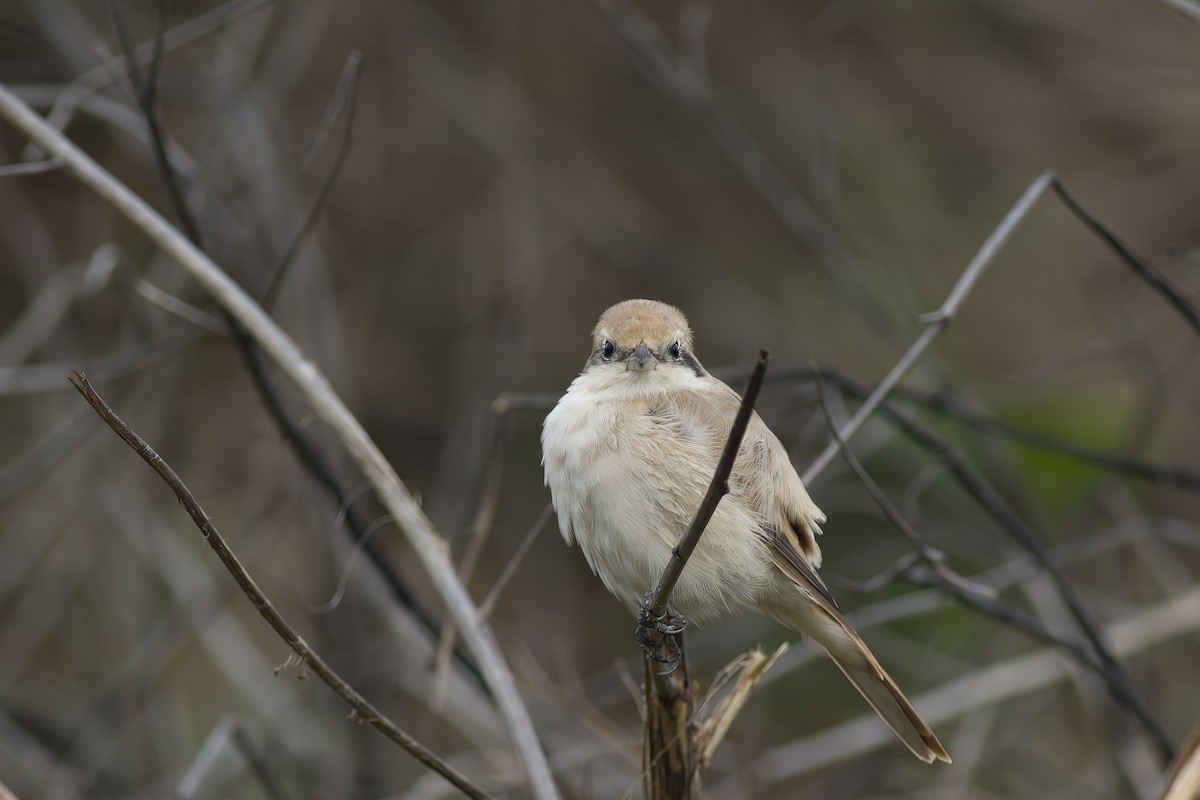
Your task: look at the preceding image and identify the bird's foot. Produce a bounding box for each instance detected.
[636,594,687,670]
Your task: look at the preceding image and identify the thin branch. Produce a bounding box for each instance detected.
[66,0,274,97]
[432,402,511,707]
[18,0,271,158]
[0,84,558,799]
[109,0,206,248]
[816,369,1175,759]
[1050,178,1200,336]
[67,370,497,800]
[173,718,288,800]
[801,170,1057,484]
[760,364,1200,494]
[893,385,1200,493]
[645,349,770,622]
[813,371,1170,748]
[0,157,60,177]
[590,0,890,329]
[103,21,475,686]
[639,350,768,800]
[133,278,232,337]
[747,581,1200,787]
[480,503,554,618]
[1157,0,1200,24]
[813,371,995,600]
[260,50,364,307]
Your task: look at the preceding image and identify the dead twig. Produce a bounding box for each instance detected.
[890,383,1200,494]
[67,370,497,800]
[802,170,1056,484]
[813,371,995,601]
[817,370,1175,759]
[639,349,770,800]
[694,644,788,770]
[0,85,558,798]
[746,582,1200,788]
[1157,0,1200,22]
[642,349,771,632]
[432,402,512,708]
[103,19,471,686]
[260,49,364,307]
[0,157,60,177]
[1050,178,1200,337]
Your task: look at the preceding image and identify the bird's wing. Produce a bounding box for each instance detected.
[683,379,827,569]
[763,526,839,610]
[688,380,949,765]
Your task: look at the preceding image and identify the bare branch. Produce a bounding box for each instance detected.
[0,84,558,799]
[1157,0,1200,23]
[639,350,768,800]
[173,718,288,800]
[480,503,554,618]
[816,369,1175,759]
[802,170,1056,484]
[100,23,475,687]
[891,383,1200,493]
[812,370,1178,761]
[260,49,364,306]
[67,370,498,800]
[109,0,206,248]
[1051,178,1200,336]
[812,370,995,600]
[0,157,60,177]
[747,581,1200,787]
[133,278,232,337]
[645,349,770,623]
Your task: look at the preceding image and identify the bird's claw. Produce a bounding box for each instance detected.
[635,594,687,670]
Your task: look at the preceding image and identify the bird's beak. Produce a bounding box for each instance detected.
[625,342,658,371]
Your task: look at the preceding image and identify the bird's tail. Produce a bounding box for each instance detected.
[773,600,951,764]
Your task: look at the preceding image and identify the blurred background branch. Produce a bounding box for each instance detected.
[1,1,1199,798]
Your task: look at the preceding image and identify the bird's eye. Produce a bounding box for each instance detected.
[668,341,682,359]
[602,340,616,359]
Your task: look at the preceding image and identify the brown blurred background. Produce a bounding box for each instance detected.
[2,0,1200,797]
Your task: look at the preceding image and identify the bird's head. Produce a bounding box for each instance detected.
[586,299,705,379]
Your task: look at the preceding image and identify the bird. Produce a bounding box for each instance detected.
[541,298,950,764]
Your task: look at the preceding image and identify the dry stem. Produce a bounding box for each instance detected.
[68,370,496,800]
[0,83,558,800]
